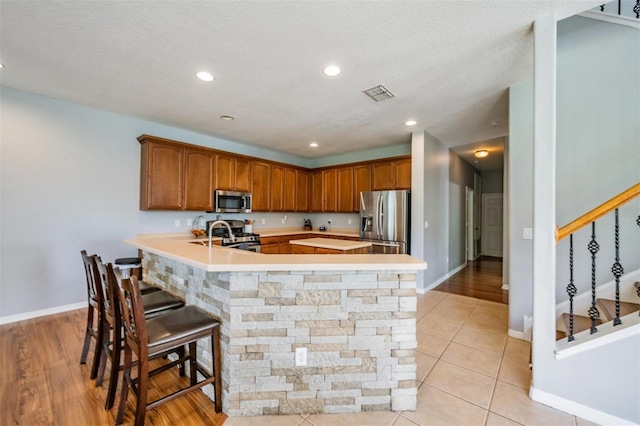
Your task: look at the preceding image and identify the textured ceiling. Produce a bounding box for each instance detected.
[0,1,601,161]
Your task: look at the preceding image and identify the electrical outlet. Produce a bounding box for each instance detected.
[348,219,352,225]
[174,219,181,227]
[295,347,307,366]
[261,218,266,225]
[186,218,193,226]
[328,219,332,224]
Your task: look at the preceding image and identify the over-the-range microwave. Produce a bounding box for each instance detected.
[211,189,252,213]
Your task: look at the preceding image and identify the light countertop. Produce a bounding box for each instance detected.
[290,238,371,250]
[256,227,359,238]
[126,234,426,272]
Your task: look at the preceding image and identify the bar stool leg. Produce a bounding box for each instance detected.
[213,327,222,413]
[134,354,149,426]
[89,309,105,380]
[105,323,122,410]
[80,305,94,364]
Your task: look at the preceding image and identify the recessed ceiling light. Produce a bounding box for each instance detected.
[323,65,341,77]
[196,71,214,82]
[220,115,234,121]
[491,120,500,127]
[474,150,489,158]
[309,142,319,148]
[0,63,4,69]
[405,120,417,126]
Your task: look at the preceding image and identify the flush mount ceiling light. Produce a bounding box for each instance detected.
[309,142,319,148]
[405,120,417,126]
[0,63,4,68]
[323,65,341,77]
[220,115,235,121]
[196,71,214,82]
[474,150,489,158]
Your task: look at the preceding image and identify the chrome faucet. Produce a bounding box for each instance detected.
[208,220,235,248]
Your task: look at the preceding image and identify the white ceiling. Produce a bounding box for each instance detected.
[0,1,601,162]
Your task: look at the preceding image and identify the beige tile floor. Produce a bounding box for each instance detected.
[223,291,593,426]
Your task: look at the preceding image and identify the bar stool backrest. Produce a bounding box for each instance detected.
[118,276,148,360]
[94,258,121,330]
[81,250,101,308]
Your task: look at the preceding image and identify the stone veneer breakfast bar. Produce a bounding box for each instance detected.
[126,234,427,417]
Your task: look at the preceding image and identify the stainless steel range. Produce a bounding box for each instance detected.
[206,219,261,252]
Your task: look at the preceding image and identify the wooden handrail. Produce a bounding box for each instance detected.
[556,183,640,242]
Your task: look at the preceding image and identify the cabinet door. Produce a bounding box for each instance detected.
[235,158,251,192]
[292,245,315,254]
[315,247,342,254]
[353,164,371,212]
[372,161,395,190]
[142,142,184,210]
[337,166,353,213]
[310,170,324,212]
[322,169,338,212]
[215,154,235,190]
[271,165,284,212]
[279,241,293,254]
[261,244,279,254]
[295,170,309,212]
[184,148,214,211]
[394,157,411,189]
[251,161,271,211]
[283,168,296,212]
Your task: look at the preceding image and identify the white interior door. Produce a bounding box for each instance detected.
[482,193,503,257]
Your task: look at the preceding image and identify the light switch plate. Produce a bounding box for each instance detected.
[523,227,533,240]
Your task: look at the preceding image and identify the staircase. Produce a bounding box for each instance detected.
[557,282,640,339]
[555,183,640,344]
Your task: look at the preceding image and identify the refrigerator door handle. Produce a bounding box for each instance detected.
[377,195,383,237]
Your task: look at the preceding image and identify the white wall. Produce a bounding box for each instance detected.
[507,82,534,332]
[0,87,363,319]
[411,130,450,289]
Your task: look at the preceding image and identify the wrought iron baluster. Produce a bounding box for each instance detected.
[611,209,623,326]
[635,0,640,18]
[587,222,600,333]
[566,234,577,341]
[637,213,640,315]
[600,4,605,12]
[618,0,621,15]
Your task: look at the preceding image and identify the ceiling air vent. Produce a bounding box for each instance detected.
[362,84,395,102]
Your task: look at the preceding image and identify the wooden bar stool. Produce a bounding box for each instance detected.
[94,257,186,410]
[79,250,104,381]
[115,275,222,425]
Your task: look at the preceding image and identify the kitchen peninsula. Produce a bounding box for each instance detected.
[126,234,426,417]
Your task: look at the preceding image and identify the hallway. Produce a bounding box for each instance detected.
[434,257,508,304]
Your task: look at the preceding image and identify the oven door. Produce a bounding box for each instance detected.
[225,242,261,253]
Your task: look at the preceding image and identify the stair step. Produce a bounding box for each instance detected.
[560,313,601,337]
[596,298,640,321]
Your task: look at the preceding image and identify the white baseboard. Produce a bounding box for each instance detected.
[421,262,467,293]
[508,329,525,340]
[0,301,87,325]
[529,385,639,426]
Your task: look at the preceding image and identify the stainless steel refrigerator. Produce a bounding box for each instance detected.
[359,190,410,254]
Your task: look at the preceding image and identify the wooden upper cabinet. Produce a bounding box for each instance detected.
[353,164,371,212]
[295,170,309,212]
[337,166,353,212]
[394,157,411,189]
[310,170,323,212]
[215,154,250,192]
[235,158,251,192]
[283,168,296,212]
[323,169,338,212]
[184,148,214,211]
[271,165,284,212]
[251,161,271,212]
[140,140,184,210]
[371,161,395,190]
[215,154,235,190]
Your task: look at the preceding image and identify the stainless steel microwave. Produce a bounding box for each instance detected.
[213,190,252,213]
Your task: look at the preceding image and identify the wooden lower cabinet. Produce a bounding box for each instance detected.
[291,245,315,254]
[260,244,279,254]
